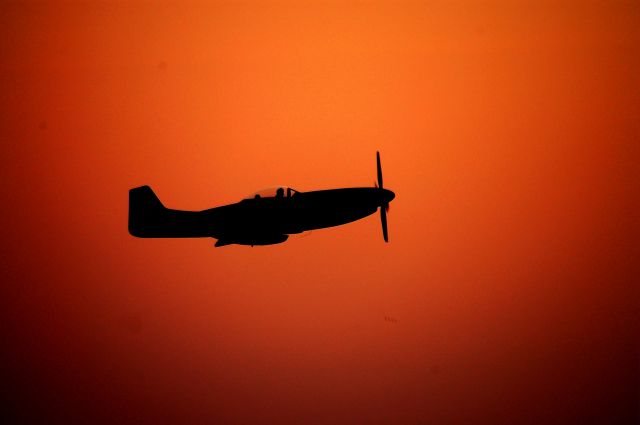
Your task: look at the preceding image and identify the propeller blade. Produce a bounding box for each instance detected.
[385,203,389,213]
[380,205,388,242]
[376,151,383,188]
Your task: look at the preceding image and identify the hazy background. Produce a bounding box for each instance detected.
[1,1,638,424]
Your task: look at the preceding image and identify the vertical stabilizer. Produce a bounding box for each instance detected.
[128,186,166,237]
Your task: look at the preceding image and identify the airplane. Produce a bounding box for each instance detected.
[128,151,395,247]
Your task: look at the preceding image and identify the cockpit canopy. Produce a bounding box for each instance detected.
[243,186,300,200]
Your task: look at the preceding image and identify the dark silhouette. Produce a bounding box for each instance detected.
[128,152,395,247]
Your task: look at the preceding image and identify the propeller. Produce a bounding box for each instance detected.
[377,151,383,188]
[376,151,390,242]
[380,203,389,242]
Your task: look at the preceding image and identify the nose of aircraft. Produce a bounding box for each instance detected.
[384,188,395,203]
[378,188,395,205]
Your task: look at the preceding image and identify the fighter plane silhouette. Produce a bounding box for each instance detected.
[128,152,395,247]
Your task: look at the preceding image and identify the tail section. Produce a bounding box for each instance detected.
[128,186,167,237]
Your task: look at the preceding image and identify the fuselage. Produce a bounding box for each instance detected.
[210,187,394,237]
[128,186,395,244]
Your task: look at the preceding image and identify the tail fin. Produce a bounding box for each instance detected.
[128,186,167,237]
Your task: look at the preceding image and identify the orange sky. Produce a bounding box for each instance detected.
[2,1,638,424]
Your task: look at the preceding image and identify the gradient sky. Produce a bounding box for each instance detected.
[1,1,638,424]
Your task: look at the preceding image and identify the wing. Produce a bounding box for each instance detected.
[214,233,289,247]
